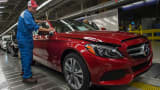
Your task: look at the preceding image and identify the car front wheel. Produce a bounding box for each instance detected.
[63,53,90,90]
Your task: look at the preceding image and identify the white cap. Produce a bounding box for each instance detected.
[27,0,38,8]
[28,0,32,7]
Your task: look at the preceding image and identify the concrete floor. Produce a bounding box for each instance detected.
[151,41,160,64]
[0,41,160,90]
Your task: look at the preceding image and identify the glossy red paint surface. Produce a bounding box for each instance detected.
[33,21,153,86]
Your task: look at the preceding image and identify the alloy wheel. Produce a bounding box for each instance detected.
[64,58,84,90]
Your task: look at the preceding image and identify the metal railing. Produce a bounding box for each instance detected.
[129,25,160,40]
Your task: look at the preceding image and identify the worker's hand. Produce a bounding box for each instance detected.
[48,27,55,32]
[35,20,46,23]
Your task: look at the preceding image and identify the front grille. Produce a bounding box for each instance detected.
[100,70,126,81]
[127,42,150,58]
[132,61,150,72]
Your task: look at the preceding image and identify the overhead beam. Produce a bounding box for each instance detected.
[59,0,143,19]
[0,23,17,37]
[35,0,64,16]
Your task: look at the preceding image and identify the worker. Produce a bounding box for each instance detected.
[17,0,54,83]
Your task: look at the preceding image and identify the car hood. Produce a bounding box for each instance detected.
[59,31,141,45]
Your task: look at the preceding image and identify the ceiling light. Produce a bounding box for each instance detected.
[0,6,5,9]
[0,12,3,13]
[0,0,8,3]
[122,1,144,8]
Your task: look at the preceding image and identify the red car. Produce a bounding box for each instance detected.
[33,20,153,90]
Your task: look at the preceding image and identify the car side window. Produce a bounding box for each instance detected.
[51,21,71,33]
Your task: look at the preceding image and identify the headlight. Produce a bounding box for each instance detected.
[85,44,123,58]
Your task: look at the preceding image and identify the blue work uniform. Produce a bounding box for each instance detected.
[17,9,39,79]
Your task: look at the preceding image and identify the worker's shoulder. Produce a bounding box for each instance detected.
[20,10,31,18]
[24,10,32,16]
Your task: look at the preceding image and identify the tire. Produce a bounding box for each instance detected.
[63,53,90,90]
[31,59,39,66]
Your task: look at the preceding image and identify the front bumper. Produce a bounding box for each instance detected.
[82,51,153,86]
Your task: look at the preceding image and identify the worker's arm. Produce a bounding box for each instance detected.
[38,27,55,32]
[23,13,40,31]
[35,20,45,23]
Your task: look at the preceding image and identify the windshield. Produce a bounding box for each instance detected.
[64,20,98,31]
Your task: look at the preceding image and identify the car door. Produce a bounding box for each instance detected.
[33,22,50,65]
[45,21,72,71]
